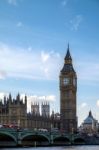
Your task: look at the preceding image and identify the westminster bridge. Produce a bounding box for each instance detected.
[0,128,99,147]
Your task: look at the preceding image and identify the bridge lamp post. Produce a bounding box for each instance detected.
[72,127,74,134]
[71,127,74,145]
[18,119,20,129]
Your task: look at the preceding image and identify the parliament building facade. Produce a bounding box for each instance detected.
[0,93,60,130]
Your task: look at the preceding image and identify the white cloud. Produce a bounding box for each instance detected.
[17,22,23,27]
[38,95,56,101]
[96,100,99,107]
[1,42,99,83]
[78,102,88,111]
[0,42,61,80]
[41,51,50,62]
[0,70,7,79]
[27,94,56,112]
[61,0,68,6]
[28,46,32,52]
[70,15,83,31]
[0,92,8,100]
[80,102,87,108]
[7,0,17,6]
[46,95,56,101]
[26,94,56,103]
[76,61,99,82]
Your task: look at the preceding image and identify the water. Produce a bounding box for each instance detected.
[1,146,99,150]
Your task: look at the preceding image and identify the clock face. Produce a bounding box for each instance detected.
[63,78,70,85]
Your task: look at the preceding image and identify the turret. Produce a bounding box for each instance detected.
[8,93,12,103]
[24,95,27,105]
[16,93,20,103]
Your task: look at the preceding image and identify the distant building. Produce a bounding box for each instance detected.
[31,102,40,116]
[41,102,50,117]
[79,111,98,134]
[0,93,27,128]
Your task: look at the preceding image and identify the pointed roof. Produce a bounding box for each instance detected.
[17,92,20,101]
[83,111,97,124]
[9,93,12,101]
[89,110,92,117]
[60,43,75,73]
[65,43,72,60]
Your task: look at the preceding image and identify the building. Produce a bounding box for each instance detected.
[41,102,50,117]
[79,111,98,134]
[31,102,40,116]
[0,94,60,130]
[60,44,77,133]
[0,93,27,128]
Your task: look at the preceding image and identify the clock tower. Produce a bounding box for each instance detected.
[60,44,77,133]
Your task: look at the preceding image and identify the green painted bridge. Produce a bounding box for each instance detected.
[0,128,97,147]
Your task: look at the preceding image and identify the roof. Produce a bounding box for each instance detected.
[61,44,75,73]
[64,44,72,60]
[83,111,97,124]
[61,63,75,73]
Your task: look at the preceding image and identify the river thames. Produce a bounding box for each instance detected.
[1,146,99,150]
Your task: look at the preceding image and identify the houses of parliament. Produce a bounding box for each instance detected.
[0,45,77,133]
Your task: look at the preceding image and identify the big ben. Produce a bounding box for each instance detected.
[60,44,77,133]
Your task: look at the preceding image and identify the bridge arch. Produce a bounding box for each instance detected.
[53,136,71,145]
[21,133,50,146]
[73,137,86,145]
[0,131,17,147]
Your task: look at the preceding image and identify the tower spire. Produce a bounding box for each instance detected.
[68,42,69,49]
[64,43,72,64]
[65,43,72,61]
[61,44,75,73]
[89,110,92,117]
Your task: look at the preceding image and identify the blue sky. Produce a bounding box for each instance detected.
[0,0,99,125]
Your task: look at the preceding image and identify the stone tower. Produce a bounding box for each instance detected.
[31,102,40,116]
[41,102,50,117]
[60,44,77,133]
